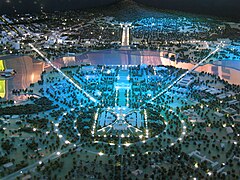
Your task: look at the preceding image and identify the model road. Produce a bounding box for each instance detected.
[146,42,225,105]
[29,43,99,105]
[1,145,74,180]
[3,140,111,180]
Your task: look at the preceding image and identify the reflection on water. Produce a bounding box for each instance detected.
[196,61,240,85]
[55,50,240,85]
[0,56,45,100]
[0,50,239,101]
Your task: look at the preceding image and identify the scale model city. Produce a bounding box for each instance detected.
[0,0,239,179]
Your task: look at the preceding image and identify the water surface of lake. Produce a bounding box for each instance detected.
[1,50,239,100]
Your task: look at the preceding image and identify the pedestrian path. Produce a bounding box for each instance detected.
[121,25,130,46]
[115,69,130,106]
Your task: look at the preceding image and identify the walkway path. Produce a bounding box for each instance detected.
[145,42,224,106]
[121,25,130,46]
[116,69,130,106]
[29,43,99,105]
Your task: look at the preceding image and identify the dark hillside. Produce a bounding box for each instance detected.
[135,0,240,20]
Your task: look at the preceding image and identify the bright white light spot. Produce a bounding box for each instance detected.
[194,163,198,168]
[124,143,131,147]
[98,152,104,156]
[65,140,70,144]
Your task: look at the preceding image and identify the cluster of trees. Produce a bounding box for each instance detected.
[1,139,13,151]
[26,118,48,129]
[0,156,9,166]
[0,97,58,115]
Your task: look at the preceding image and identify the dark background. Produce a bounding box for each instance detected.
[0,0,239,20]
[135,0,240,20]
[0,0,120,14]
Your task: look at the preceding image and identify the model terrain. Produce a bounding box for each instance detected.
[0,0,239,179]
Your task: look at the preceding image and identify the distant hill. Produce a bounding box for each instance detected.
[93,0,181,21]
[1,0,239,21]
[134,0,240,20]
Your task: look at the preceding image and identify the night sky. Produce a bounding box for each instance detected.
[0,0,119,14]
[0,0,240,20]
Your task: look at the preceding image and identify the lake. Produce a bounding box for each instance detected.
[0,50,239,100]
